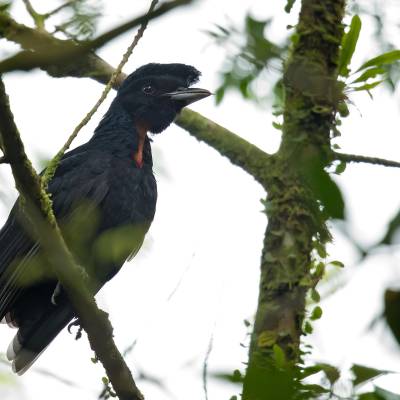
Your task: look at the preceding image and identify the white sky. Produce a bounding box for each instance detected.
[1,0,400,399]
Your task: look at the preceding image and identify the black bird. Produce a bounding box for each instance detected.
[0,63,210,374]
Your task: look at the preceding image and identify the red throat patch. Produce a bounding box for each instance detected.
[133,120,149,168]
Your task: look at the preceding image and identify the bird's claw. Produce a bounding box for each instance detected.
[68,318,83,340]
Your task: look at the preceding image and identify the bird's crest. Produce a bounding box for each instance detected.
[121,63,201,89]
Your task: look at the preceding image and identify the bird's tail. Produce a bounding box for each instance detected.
[6,303,74,374]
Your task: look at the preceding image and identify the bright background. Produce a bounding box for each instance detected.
[1,0,400,399]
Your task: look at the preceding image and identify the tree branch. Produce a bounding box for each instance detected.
[333,151,400,168]
[0,10,272,186]
[0,13,118,85]
[0,77,143,400]
[175,109,272,187]
[0,0,192,74]
[44,1,78,19]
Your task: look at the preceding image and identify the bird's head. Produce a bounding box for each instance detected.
[116,63,211,133]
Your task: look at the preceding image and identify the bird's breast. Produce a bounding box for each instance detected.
[102,160,157,230]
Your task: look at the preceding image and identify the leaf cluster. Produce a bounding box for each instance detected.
[337,15,400,102]
[55,0,103,40]
[206,14,287,104]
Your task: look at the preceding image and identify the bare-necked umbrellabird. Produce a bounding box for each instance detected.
[0,63,211,374]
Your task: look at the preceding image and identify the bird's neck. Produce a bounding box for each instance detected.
[90,99,153,168]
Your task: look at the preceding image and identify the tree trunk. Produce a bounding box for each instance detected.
[243,1,346,398]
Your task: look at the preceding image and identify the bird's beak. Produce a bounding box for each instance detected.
[161,88,212,106]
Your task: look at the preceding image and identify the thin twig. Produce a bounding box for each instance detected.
[0,0,192,75]
[42,0,159,187]
[333,151,400,168]
[22,0,38,19]
[202,324,215,400]
[44,0,77,19]
[22,0,44,29]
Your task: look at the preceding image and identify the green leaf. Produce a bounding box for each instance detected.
[272,121,283,130]
[311,288,320,302]
[0,1,11,11]
[304,320,313,334]
[303,164,345,220]
[215,86,225,105]
[375,387,400,400]
[302,363,340,385]
[353,80,384,92]
[338,15,362,77]
[358,393,384,400]
[284,0,296,13]
[334,161,347,175]
[357,50,400,72]
[273,344,286,368]
[329,260,344,268]
[102,376,109,384]
[301,384,329,394]
[245,15,269,40]
[310,306,323,320]
[314,242,327,259]
[351,364,390,387]
[318,363,340,385]
[239,77,252,98]
[351,67,386,83]
[314,262,325,277]
[301,365,323,378]
[338,102,349,118]
[384,289,400,346]
[380,210,400,245]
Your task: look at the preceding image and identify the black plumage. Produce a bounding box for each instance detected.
[0,63,210,374]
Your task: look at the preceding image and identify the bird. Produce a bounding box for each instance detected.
[0,63,211,374]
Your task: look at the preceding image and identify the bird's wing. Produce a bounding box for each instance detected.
[0,150,111,319]
[0,205,39,320]
[0,150,114,374]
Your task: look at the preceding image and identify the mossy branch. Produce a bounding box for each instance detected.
[0,10,271,186]
[0,77,143,400]
[0,0,192,75]
[175,109,272,187]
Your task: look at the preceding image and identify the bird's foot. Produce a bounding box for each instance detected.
[68,318,83,340]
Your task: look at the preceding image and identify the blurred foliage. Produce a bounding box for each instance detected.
[349,0,400,91]
[205,14,287,105]
[379,209,400,246]
[384,289,400,346]
[215,361,399,400]
[337,14,400,113]
[53,0,103,40]
[0,1,11,12]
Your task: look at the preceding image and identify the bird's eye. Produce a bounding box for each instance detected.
[142,85,155,95]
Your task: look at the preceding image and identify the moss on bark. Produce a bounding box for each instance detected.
[243,1,346,398]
